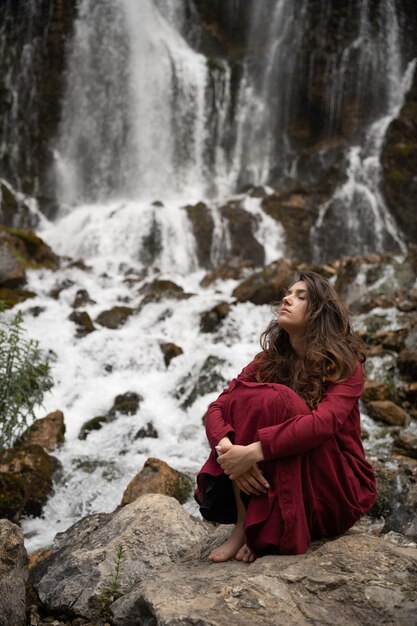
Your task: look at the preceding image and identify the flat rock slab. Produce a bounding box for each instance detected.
[111,533,417,626]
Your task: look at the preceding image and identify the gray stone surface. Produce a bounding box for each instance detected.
[0,519,28,626]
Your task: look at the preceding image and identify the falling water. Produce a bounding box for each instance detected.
[311,0,415,261]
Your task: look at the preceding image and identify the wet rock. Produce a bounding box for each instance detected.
[369,461,412,520]
[72,289,95,308]
[200,257,255,287]
[0,230,27,287]
[0,445,60,519]
[30,495,210,621]
[16,410,65,452]
[381,64,417,244]
[232,258,294,304]
[220,202,265,266]
[397,348,417,381]
[139,216,162,266]
[111,532,417,626]
[79,394,143,440]
[96,306,134,329]
[138,279,191,307]
[393,431,417,460]
[78,416,108,440]
[160,342,183,367]
[367,328,408,352]
[384,482,417,543]
[0,286,36,308]
[0,520,27,626]
[109,392,143,417]
[121,458,193,506]
[200,301,231,333]
[0,180,38,229]
[68,310,96,337]
[49,278,75,299]
[366,400,410,426]
[362,380,391,403]
[134,422,158,440]
[176,355,227,409]
[261,192,315,261]
[0,473,26,521]
[184,201,215,268]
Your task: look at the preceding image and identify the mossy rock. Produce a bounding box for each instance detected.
[0,287,36,308]
[78,416,109,440]
[176,355,227,409]
[200,302,231,333]
[96,306,134,329]
[0,226,59,270]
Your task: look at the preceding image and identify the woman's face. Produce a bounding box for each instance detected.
[278,280,309,336]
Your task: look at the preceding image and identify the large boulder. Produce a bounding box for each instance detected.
[121,457,194,506]
[110,532,417,626]
[219,202,265,266]
[30,494,212,620]
[0,520,28,626]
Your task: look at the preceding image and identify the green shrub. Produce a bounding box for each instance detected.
[0,303,53,451]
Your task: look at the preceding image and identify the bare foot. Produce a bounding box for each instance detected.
[235,543,256,563]
[208,524,246,562]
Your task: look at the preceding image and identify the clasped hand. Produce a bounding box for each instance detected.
[216,442,270,496]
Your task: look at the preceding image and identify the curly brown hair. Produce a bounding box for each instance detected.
[254,271,366,407]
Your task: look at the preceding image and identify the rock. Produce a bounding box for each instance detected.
[109,392,142,417]
[49,278,75,299]
[16,410,65,451]
[366,400,410,426]
[96,306,134,329]
[200,257,255,287]
[184,201,215,268]
[139,215,162,266]
[261,192,315,261]
[121,458,193,506]
[384,482,417,544]
[110,532,417,626]
[138,279,191,307]
[200,301,231,333]
[0,230,27,287]
[232,258,294,304]
[220,202,265,266]
[134,422,158,439]
[362,380,391,403]
[393,431,417,460]
[72,288,95,308]
[397,348,417,381]
[368,328,408,352]
[78,415,108,440]
[0,520,28,626]
[30,494,210,620]
[0,473,26,522]
[0,180,38,229]
[68,310,96,337]
[160,342,183,367]
[381,64,417,244]
[0,286,36,308]
[79,394,143,440]
[0,444,60,519]
[176,355,227,409]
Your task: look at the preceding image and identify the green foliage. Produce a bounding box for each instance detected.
[97,544,126,613]
[0,303,53,451]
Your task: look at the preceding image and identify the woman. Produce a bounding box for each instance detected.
[195,271,377,563]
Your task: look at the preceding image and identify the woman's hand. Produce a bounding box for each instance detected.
[216,442,264,480]
[235,465,270,496]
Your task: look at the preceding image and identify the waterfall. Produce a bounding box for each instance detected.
[310,1,414,261]
[50,0,416,262]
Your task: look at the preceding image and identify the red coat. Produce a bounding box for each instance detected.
[195,360,377,555]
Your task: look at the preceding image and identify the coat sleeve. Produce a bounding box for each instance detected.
[258,364,364,460]
[205,360,258,450]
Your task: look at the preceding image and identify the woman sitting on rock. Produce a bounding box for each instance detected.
[195,271,377,563]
